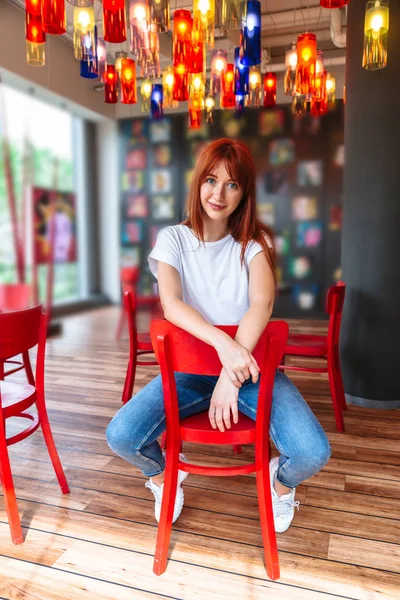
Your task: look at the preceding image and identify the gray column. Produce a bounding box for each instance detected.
[341,0,400,408]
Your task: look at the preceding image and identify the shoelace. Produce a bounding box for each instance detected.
[275,496,300,518]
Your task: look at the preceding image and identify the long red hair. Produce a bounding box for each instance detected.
[182,138,276,278]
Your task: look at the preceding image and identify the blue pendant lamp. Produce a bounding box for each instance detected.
[240,0,261,66]
[234,47,249,95]
[150,84,164,119]
[80,25,98,79]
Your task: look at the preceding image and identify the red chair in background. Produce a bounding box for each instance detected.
[0,305,69,544]
[121,290,159,405]
[280,281,346,433]
[149,318,288,579]
[116,267,161,341]
[0,283,34,384]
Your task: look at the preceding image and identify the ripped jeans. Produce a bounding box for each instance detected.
[106,371,331,489]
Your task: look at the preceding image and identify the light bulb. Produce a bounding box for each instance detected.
[193,76,202,89]
[205,96,215,109]
[247,14,257,32]
[78,10,90,28]
[198,0,210,15]
[288,50,297,69]
[215,58,225,73]
[326,79,334,92]
[134,5,146,22]
[165,74,174,87]
[302,48,311,62]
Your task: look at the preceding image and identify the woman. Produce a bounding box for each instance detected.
[106,138,331,533]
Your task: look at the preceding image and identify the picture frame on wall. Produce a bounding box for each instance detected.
[120,246,140,267]
[292,196,318,221]
[151,195,175,220]
[297,160,323,187]
[150,169,172,194]
[125,194,148,218]
[149,119,171,143]
[121,221,144,244]
[121,170,145,193]
[126,147,147,170]
[296,221,323,248]
[153,144,173,167]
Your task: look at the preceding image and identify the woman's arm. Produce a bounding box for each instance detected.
[234,250,275,354]
[157,261,259,386]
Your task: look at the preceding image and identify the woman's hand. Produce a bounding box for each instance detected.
[214,334,259,388]
[209,369,240,432]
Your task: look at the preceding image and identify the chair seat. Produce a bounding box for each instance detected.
[180,410,256,445]
[137,332,153,351]
[285,334,328,357]
[0,380,36,418]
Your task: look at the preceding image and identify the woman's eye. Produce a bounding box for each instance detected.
[205,177,216,184]
[228,182,238,189]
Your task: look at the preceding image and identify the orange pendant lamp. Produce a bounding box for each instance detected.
[295,32,317,96]
[120,58,137,104]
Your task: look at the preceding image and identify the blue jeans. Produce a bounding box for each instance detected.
[106,371,331,489]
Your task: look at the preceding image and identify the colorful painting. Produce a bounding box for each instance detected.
[150,169,172,194]
[259,109,285,137]
[258,203,275,226]
[131,120,147,142]
[33,187,77,264]
[296,221,323,248]
[125,194,148,218]
[153,144,173,167]
[126,148,147,170]
[122,221,144,244]
[298,160,323,187]
[269,138,295,166]
[265,170,290,195]
[152,195,175,220]
[292,284,319,311]
[288,256,313,280]
[292,196,318,221]
[275,230,290,255]
[121,171,145,193]
[150,119,171,143]
[120,246,140,267]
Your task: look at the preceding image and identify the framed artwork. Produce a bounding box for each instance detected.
[150,169,172,194]
[151,195,175,220]
[292,284,319,311]
[33,187,77,264]
[296,221,323,248]
[121,221,144,244]
[131,120,147,142]
[150,119,171,143]
[257,202,275,226]
[275,231,290,255]
[150,224,164,247]
[292,196,318,221]
[120,246,140,267]
[125,194,148,218]
[269,138,295,166]
[121,171,145,193]
[297,160,323,187]
[259,109,285,137]
[288,256,313,280]
[265,170,290,195]
[126,148,147,170]
[153,144,173,167]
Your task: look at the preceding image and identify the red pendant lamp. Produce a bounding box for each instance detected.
[103,0,127,43]
[173,9,192,70]
[263,72,277,107]
[173,64,189,102]
[25,0,46,43]
[189,109,202,129]
[221,63,235,108]
[120,58,137,104]
[320,0,350,7]
[295,32,317,96]
[42,0,66,35]
[104,64,119,104]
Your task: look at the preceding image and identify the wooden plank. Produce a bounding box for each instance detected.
[328,535,400,574]
[305,487,400,520]
[345,475,400,500]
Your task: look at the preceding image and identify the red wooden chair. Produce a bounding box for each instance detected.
[116,267,161,341]
[0,305,69,544]
[0,283,35,384]
[121,290,159,405]
[149,319,289,579]
[280,281,346,433]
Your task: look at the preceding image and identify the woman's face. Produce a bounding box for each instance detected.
[200,161,243,223]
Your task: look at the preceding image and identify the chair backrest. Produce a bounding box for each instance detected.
[0,283,32,311]
[150,319,289,444]
[0,304,46,360]
[124,291,138,356]
[326,281,346,348]
[121,267,140,295]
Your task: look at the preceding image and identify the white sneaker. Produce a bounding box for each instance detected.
[269,457,300,533]
[145,453,188,523]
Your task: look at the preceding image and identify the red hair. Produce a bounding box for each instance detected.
[182,138,276,278]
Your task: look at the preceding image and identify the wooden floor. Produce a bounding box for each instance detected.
[1,307,400,600]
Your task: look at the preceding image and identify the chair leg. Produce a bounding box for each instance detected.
[116,307,126,341]
[153,449,179,576]
[22,351,35,386]
[0,417,24,544]
[255,457,280,580]
[35,392,70,494]
[327,352,345,433]
[334,348,347,412]
[122,353,137,405]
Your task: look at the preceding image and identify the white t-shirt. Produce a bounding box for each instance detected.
[148,224,270,325]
